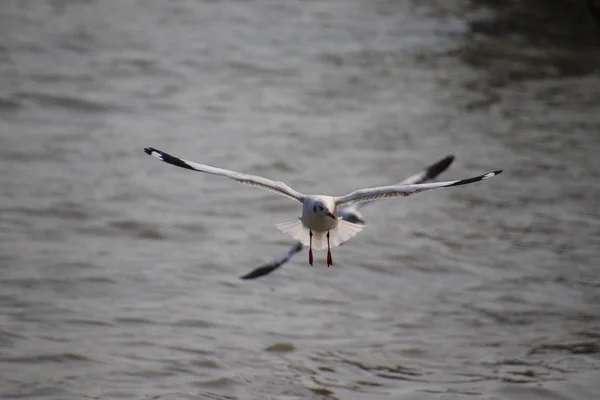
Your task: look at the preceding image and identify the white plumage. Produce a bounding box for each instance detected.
[144,147,502,266]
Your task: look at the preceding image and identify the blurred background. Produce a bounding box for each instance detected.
[1,0,599,399]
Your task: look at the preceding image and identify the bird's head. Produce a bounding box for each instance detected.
[312,201,336,219]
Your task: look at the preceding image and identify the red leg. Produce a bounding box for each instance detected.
[309,231,313,266]
[326,231,333,267]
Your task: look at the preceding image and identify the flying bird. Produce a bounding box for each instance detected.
[144,147,501,267]
[241,154,455,279]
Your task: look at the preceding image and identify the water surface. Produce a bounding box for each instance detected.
[1,0,599,398]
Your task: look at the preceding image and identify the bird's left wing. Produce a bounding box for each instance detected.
[335,170,502,207]
[355,154,455,211]
[240,242,304,280]
[144,147,305,202]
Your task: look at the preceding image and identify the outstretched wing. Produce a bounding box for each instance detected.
[144,147,305,202]
[355,154,455,210]
[240,242,304,280]
[335,170,502,207]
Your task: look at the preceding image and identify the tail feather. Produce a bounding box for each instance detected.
[276,219,310,245]
[276,218,364,250]
[329,219,364,247]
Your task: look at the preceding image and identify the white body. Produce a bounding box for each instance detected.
[277,195,364,250]
[301,196,338,232]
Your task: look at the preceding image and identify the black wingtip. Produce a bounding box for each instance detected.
[447,170,502,187]
[240,272,256,280]
[241,242,303,280]
[240,266,277,280]
[143,147,197,171]
[426,154,455,179]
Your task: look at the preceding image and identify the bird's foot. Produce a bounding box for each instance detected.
[309,230,314,266]
[326,231,332,266]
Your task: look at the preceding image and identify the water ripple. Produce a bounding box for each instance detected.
[1,0,599,399]
[0,353,92,364]
[13,91,128,113]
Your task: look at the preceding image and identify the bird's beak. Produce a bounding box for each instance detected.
[327,211,336,219]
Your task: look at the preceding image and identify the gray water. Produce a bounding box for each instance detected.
[1,0,600,399]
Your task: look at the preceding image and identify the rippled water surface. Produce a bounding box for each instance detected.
[1,0,600,399]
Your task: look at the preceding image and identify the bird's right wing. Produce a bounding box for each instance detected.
[355,154,455,210]
[144,147,305,203]
[240,242,304,280]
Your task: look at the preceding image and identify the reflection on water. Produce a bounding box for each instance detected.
[464,0,600,83]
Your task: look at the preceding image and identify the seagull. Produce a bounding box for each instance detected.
[144,147,501,267]
[241,154,455,279]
